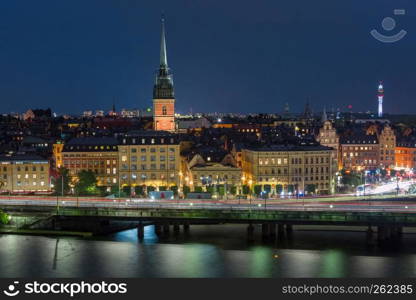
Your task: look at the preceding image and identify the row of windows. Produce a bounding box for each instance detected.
[0,166,46,172]
[257,177,330,183]
[63,153,117,158]
[120,147,176,154]
[259,166,330,176]
[120,173,176,180]
[343,152,377,157]
[63,160,113,165]
[121,155,176,162]
[344,146,375,151]
[397,157,416,161]
[396,150,416,154]
[258,157,329,165]
[14,181,46,187]
[121,164,176,171]
[121,138,176,145]
[380,150,394,155]
[380,156,393,161]
[66,145,117,151]
[193,175,240,184]
[345,159,378,165]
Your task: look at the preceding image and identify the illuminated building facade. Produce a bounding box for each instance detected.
[378,124,396,169]
[61,137,119,188]
[0,155,50,193]
[118,132,180,189]
[395,139,416,170]
[340,135,379,171]
[241,145,336,195]
[183,152,242,193]
[316,120,340,169]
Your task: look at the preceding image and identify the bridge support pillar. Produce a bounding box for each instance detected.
[183,222,190,233]
[377,226,386,242]
[247,224,255,242]
[262,223,270,240]
[269,223,276,240]
[137,223,144,240]
[163,223,170,234]
[391,226,402,240]
[154,224,162,236]
[173,223,180,234]
[366,226,375,245]
[285,224,293,234]
[277,224,285,239]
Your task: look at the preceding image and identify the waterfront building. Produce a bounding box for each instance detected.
[182,148,242,194]
[316,120,340,169]
[118,131,180,190]
[395,138,416,170]
[0,154,50,193]
[339,134,379,171]
[378,124,396,169]
[61,137,119,189]
[241,145,336,195]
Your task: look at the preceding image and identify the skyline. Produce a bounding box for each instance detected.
[0,0,415,115]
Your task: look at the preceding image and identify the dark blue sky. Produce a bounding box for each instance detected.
[0,0,415,115]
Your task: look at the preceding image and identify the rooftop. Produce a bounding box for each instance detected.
[0,154,48,162]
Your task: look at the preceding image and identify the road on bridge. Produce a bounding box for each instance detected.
[0,194,416,213]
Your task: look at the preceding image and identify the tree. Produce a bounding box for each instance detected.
[242,185,250,195]
[230,185,237,195]
[275,184,283,194]
[206,186,215,195]
[53,167,70,195]
[340,169,362,187]
[135,185,145,196]
[306,184,316,194]
[263,184,271,194]
[110,185,129,198]
[218,185,225,196]
[287,185,294,194]
[74,170,98,196]
[147,186,156,193]
[194,186,203,193]
[182,185,190,197]
[0,210,9,225]
[159,186,167,191]
[170,185,178,195]
[97,186,108,197]
[253,185,262,196]
[122,186,131,196]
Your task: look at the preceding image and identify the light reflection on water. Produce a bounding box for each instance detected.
[1,224,416,277]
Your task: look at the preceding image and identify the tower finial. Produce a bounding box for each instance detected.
[160,14,168,68]
[321,106,327,122]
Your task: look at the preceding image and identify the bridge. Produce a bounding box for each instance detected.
[1,194,416,243]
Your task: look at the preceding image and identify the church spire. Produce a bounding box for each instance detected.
[153,14,174,99]
[321,106,328,123]
[160,14,168,68]
[152,14,176,132]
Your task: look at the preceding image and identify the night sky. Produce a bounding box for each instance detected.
[0,0,415,115]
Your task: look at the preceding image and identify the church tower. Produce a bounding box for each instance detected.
[153,15,175,132]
